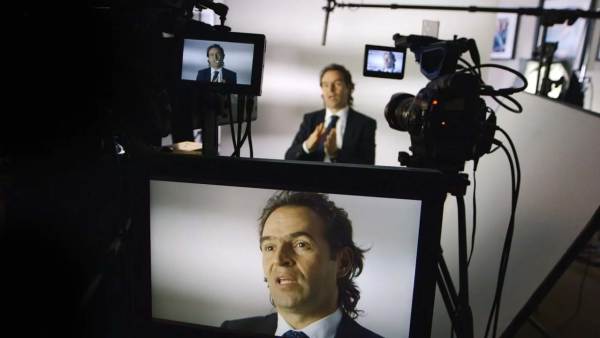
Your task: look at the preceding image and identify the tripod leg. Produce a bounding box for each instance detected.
[437,252,459,334]
[456,195,474,338]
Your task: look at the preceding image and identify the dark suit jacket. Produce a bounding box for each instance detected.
[284,109,376,165]
[221,313,384,338]
[196,67,237,84]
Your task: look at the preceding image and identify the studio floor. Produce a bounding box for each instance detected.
[513,231,600,338]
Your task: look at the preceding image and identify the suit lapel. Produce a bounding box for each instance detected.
[342,109,357,149]
[315,109,326,126]
[335,313,360,338]
[265,313,278,334]
[312,110,326,160]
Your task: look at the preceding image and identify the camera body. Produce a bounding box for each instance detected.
[383,34,496,173]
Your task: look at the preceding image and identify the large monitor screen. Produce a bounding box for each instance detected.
[150,183,421,338]
[133,156,446,338]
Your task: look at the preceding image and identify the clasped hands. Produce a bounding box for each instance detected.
[305,122,338,159]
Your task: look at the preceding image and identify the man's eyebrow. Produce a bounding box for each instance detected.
[259,236,274,245]
[259,232,315,245]
[289,231,315,241]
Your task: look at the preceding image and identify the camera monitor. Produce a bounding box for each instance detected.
[363,45,407,79]
[132,156,447,338]
[179,30,266,95]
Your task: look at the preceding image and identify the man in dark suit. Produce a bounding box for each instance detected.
[196,43,237,84]
[222,192,383,338]
[285,64,376,165]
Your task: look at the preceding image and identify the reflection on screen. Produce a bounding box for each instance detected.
[366,49,405,74]
[181,39,254,85]
[150,181,422,338]
[523,60,569,99]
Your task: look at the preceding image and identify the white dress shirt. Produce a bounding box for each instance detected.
[274,308,343,338]
[302,106,349,162]
[210,67,223,82]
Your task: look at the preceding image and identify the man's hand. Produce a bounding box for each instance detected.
[305,122,324,152]
[324,128,338,159]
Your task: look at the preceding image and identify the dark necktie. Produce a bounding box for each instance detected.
[212,71,219,82]
[318,114,339,152]
[324,115,339,136]
[281,330,310,338]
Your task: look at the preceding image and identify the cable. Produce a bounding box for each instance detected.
[483,127,521,338]
[489,94,523,114]
[236,94,243,155]
[229,95,255,158]
[246,95,254,158]
[496,127,521,198]
[227,93,238,157]
[456,63,527,113]
[468,168,477,267]
[483,140,515,338]
[495,139,520,337]
[458,57,478,77]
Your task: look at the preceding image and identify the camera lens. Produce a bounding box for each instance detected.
[385,93,420,132]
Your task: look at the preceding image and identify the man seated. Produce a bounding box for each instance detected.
[196,43,237,84]
[284,64,376,165]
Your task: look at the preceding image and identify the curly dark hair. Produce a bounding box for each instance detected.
[258,191,368,319]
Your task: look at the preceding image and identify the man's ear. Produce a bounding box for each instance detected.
[336,247,353,278]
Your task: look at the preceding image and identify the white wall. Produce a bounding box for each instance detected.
[198,1,600,337]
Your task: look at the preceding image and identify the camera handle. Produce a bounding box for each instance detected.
[437,173,474,338]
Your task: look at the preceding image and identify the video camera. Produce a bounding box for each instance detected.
[365,34,526,173]
[374,34,496,173]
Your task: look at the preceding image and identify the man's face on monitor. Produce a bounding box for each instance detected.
[261,206,340,317]
[384,52,394,69]
[320,70,351,111]
[207,47,224,69]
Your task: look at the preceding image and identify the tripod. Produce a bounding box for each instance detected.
[437,173,474,338]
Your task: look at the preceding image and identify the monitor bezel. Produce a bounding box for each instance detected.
[363,44,407,80]
[131,154,448,338]
[177,30,266,96]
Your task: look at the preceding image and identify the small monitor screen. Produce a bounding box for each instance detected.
[182,40,254,85]
[178,31,265,95]
[150,182,422,338]
[363,45,407,79]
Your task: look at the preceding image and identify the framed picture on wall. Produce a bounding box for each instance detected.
[490,13,519,60]
[539,0,591,67]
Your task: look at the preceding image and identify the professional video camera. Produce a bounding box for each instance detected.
[365,34,527,173]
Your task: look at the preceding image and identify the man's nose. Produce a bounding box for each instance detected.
[324,85,335,94]
[275,244,294,266]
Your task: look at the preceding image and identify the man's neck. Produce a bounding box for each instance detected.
[277,305,338,330]
[326,106,349,114]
